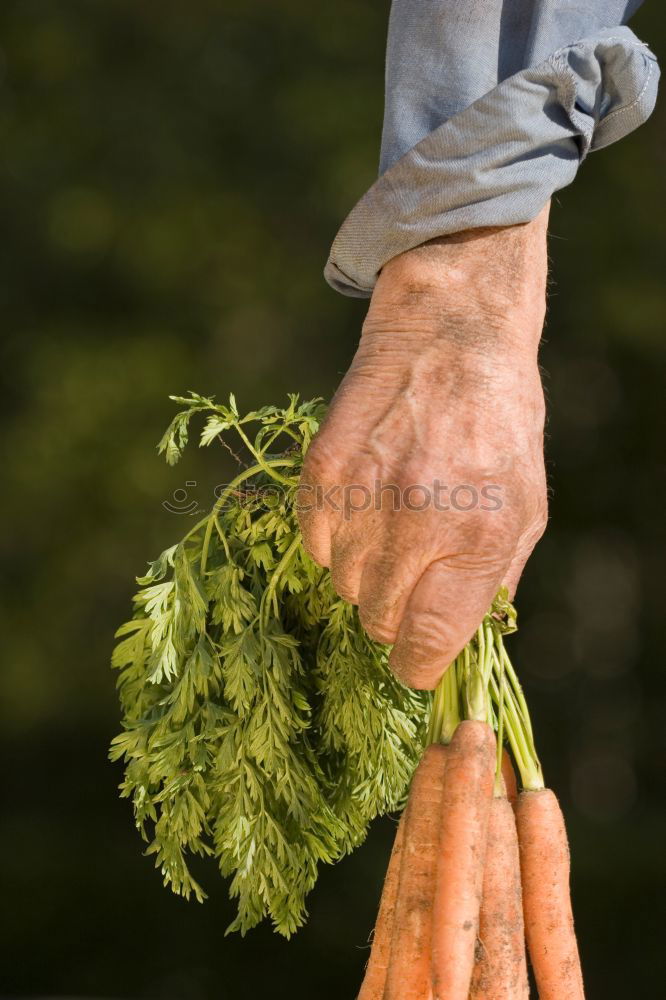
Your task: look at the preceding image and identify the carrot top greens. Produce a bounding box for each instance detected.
[110,393,542,937]
[110,394,430,937]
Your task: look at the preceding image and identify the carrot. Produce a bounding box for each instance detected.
[469,792,529,999]
[515,788,585,1000]
[501,749,518,807]
[357,813,406,999]
[431,720,495,1000]
[383,742,448,1000]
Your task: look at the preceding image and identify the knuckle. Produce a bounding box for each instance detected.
[301,435,339,485]
[391,599,479,689]
[390,642,448,691]
[296,486,322,529]
[300,533,329,569]
[392,667,440,692]
[402,608,455,656]
[329,575,359,605]
[519,494,549,543]
[518,509,549,556]
[532,508,548,541]
[329,550,361,604]
[333,584,359,605]
[300,451,326,487]
[443,520,513,570]
[360,616,398,645]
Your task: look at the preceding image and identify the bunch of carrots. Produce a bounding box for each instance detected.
[358,606,585,1000]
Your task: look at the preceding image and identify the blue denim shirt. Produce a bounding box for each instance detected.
[325,1,659,297]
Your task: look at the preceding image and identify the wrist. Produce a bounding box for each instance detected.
[363,205,549,363]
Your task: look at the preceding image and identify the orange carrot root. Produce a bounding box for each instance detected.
[516,788,585,1000]
[357,814,406,999]
[469,793,529,999]
[431,720,496,1000]
[384,742,448,1000]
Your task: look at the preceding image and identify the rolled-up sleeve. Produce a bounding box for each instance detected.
[325,1,659,297]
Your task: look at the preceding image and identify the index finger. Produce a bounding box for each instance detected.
[295,467,333,567]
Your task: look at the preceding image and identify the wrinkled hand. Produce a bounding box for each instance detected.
[298,207,549,689]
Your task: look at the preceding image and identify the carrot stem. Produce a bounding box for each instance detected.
[427,655,460,746]
[426,590,543,790]
[494,644,506,795]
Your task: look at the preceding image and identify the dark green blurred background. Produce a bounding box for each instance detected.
[1,1,664,997]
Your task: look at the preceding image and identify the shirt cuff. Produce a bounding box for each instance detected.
[325,26,659,298]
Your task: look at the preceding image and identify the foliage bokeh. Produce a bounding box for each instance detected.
[1,1,664,996]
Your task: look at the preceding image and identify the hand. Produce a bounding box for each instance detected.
[298,207,550,689]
